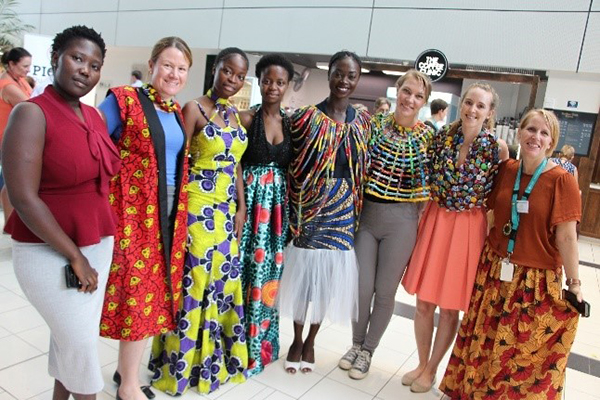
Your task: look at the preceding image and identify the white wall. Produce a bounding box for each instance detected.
[544,72,600,113]
[13,0,600,73]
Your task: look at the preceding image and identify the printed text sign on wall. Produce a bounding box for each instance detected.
[415,49,448,83]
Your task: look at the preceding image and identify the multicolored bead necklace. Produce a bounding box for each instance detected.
[430,124,500,212]
[288,105,370,237]
[365,113,432,202]
[140,83,178,113]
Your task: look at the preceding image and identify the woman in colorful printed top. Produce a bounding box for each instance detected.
[440,109,583,400]
[401,82,508,393]
[149,47,249,395]
[338,70,433,380]
[99,37,192,400]
[238,54,294,377]
[278,51,370,374]
[550,144,578,179]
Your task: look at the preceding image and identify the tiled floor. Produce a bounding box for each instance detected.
[1,232,600,399]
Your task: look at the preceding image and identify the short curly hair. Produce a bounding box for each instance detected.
[52,25,107,60]
[255,53,294,81]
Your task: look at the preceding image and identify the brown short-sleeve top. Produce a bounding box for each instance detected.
[487,159,581,269]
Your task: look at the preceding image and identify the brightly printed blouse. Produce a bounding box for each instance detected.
[430,124,500,212]
[364,113,433,202]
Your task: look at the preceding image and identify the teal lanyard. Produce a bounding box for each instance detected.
[506,158,547,256]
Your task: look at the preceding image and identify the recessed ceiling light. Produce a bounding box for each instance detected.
[316,62,329,70]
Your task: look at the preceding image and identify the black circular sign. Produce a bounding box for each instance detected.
[414,49,448,82]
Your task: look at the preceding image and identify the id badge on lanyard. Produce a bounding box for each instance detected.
[500,259,514,282]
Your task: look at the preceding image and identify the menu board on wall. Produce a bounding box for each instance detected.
[546,109,596,157]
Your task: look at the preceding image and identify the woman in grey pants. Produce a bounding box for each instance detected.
[338,70,433,379]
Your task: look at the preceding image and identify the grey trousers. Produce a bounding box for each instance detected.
[352,199,422,353]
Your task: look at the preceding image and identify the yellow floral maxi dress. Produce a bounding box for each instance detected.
[149,100,248,394]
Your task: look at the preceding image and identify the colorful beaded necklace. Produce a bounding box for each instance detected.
[430,124,499,212]
[140,83,178,113]
[365,113,431,202]
[207,88,236,125]
[288,105,370,237]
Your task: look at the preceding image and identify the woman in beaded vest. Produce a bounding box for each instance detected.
[278,50,370,374]
[149,47,249,395]
[401,82,509,393]
[238,53,294,377]
[99,37,192,400]
[338,70,434,381]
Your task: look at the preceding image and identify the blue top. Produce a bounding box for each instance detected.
[99,93,184,186]
[549,157,577,176]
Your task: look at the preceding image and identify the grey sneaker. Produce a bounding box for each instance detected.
[338,344,361,370]
[348,349,371,380]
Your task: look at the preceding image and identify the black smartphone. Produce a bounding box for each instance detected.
[563,289,590,318]
[64,264,82,289]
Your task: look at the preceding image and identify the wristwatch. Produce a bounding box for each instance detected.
[566,278,581,286]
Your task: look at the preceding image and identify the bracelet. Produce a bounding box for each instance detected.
[566,278,581,286]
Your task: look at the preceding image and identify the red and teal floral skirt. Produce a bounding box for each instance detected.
[239,164,288,377]
[440,241,579,400]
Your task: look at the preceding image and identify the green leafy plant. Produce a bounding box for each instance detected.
[0,0,34,51]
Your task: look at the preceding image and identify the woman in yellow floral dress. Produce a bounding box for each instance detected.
[149,47,249,395]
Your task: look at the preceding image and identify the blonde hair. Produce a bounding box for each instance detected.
[518,109,560,157]
[447,82,500,136]
[560,144,575,160]
[149,36,193,67]
[395,69,432,102]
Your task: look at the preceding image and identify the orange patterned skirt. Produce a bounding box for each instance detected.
[440,241,579,400]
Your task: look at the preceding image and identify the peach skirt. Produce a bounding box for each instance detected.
[402,202,487,311]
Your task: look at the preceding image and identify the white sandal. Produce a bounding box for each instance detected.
[284,360,300,374]
[300,360,315,373]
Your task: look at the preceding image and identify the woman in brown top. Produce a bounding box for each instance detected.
[440,109,584,399]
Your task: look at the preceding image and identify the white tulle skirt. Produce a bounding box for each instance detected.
[277,244,359,325]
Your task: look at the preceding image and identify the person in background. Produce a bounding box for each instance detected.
[338,70,433,380]
[0,46,32,224]
[354,103,368,113]
[550,144,578,181]
[149,47,249,395]
[440,109,583,399]
[130,70,143,87]
[99,37,192,400]
[3,25,120,399]
[401,83,508,393]
[238,53,294,377]
[279,50,371,374]
[373,96,390,115]
[25,75,36,90]
[424,98,448,132]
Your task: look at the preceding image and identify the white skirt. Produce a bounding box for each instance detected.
[12,237,113,394]
[277,244,358,325]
